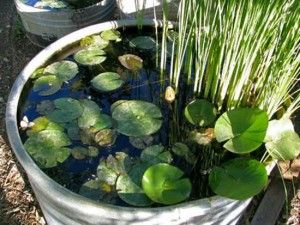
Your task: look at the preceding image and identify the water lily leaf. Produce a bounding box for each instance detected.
[92,114,112,131]
[141,145,173,165]
[67,126,81,141]
[215,108,268,154]
[111,100,163,137]
[184,99,217,126]
[24,129,71,168]
[33,75,62,96]
[31,68,45,79]
[78,99,102,129]
[209,158,268,200]
[80,35,109,49]
[172,142,196,165]
[47,98,83,123]
[71,146,88,160]
[87,146,99,157]
[27,116,64,136]
[79,179,104,201]
[129,36,156,50]
[44,60,78,82]
[94,129,117,147]
[97,158,118,186]
[74,47,106,66]
[142,163,192,205]
[118,54,143,71]
[36,100,55,115]
[100,29,121,42]
[129,135,154,149]
[91,72,124,92]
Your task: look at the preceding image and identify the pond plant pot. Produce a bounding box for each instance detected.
[14,0,116,47]
[7,19,267,225]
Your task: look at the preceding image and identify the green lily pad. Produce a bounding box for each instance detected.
[71,146,88,160]
[184,99,217,126]
[100,29,121,42]
[94,129,117,147]
[67,125,81,141]
[265,122,300,160]
[24,129,71,168]
[92,114,112,131]
[111,100,163,137]
[26,116,64,136]
[78,99,102,129]
[97,159,119,185]
[87,146,99,157]
[172,142,196,165]
[118,54,143,71]
[36,100,55,115]
[142,163,192,205]
[141,145,173,165]
[44,60,78,82]
[214,108,268,154]
[31,68,45,79]
[47,98,83,123]
[91,72,124,92]
[80,35,109,49]
[33,75,62,96]
[129,135,154,149]
[209,158,268,200]
[129,36,156,50]
[79,179,104,201]
[74,47,106,66]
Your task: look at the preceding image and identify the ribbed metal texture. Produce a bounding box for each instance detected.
[6,20,252,225]
[14,0,116,47]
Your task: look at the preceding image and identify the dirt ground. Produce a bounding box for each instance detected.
[0,0,299,224]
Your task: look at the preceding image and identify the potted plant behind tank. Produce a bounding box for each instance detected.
[12,0,300,223]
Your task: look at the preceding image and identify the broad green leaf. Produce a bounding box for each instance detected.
[111,100,163,137]
[47,98,83,123]
[44,61,78,82]
[97,159,118,186]
[129,36,156,50]
[92,114,112,131]
[30,68,45,79]
[118,54,143,71]
[142,163,191,205]
[74,47,106,66]
[78,99,102,128]
[215,108,268,154]
[91,72,124,92]
[79,179,104,201]
[184,99,217,126]
[80,35,109,49]
[140,145,173,165]
[209,158,268,200]
[24,129,71,168]
[100,29,121,42]
[172,142,196,165]
[27,116,63,136]
[33,75,62,96]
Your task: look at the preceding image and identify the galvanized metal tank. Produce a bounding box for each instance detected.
[14,0,116,47]
[6,19,254,225]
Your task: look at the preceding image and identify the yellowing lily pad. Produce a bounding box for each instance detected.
[74,47,107,66]
[91,72,124,92]
[100,29,121,42]
[118,54,143,71]
[111,100,163,137]
[44,60,79,82]
[80,35,109,49]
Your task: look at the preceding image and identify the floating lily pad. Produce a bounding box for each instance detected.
[74,47,106,66]
[91,72,124,92]
[87,146,99,157]
[92,114,112,131]
[24,129,71,168]
[94,129,117,147]
[27,116,63,136]
[67,125,81,141]
[111,100,163,137]
[129,135,154,149]
[71,146,88,160]
[100,29,121,42]
[214,108,268,154]
[209,158,268,200]
[97,159,118,186]
[118,54,143,71]
[36,100,55,115]
[265,119,300,160]
[141,145,173,165]
[31,68,45,79]
[129,36,156,50]
[184,99,217,126]
[44,60,78,82]
[47,98,83,123]
[78,99,102,128]
[172,142,196,165]
[79,179,104,201]
[142,163,192,205]
[80,35,109,49]
[33,75,62,96]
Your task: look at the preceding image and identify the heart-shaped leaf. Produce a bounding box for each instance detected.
[74,47,106,66]
[26,116,64,136]
[214,108,268,154]
[142,163,191,205]
[184,99,217,126]
[91,72,124,92]
[92,114,112,131]
[44,60,78,82]
[100,29,121,42]
[78,99,102,128]
[33,75,62,96]
[209,158,268,200]
[111,100,163,137]
[71,146,88,160]
[80,35,109,49]
[118,54,143,71]
[140,145,173,165]
[129,36,156,50]
[36,100,55,115]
